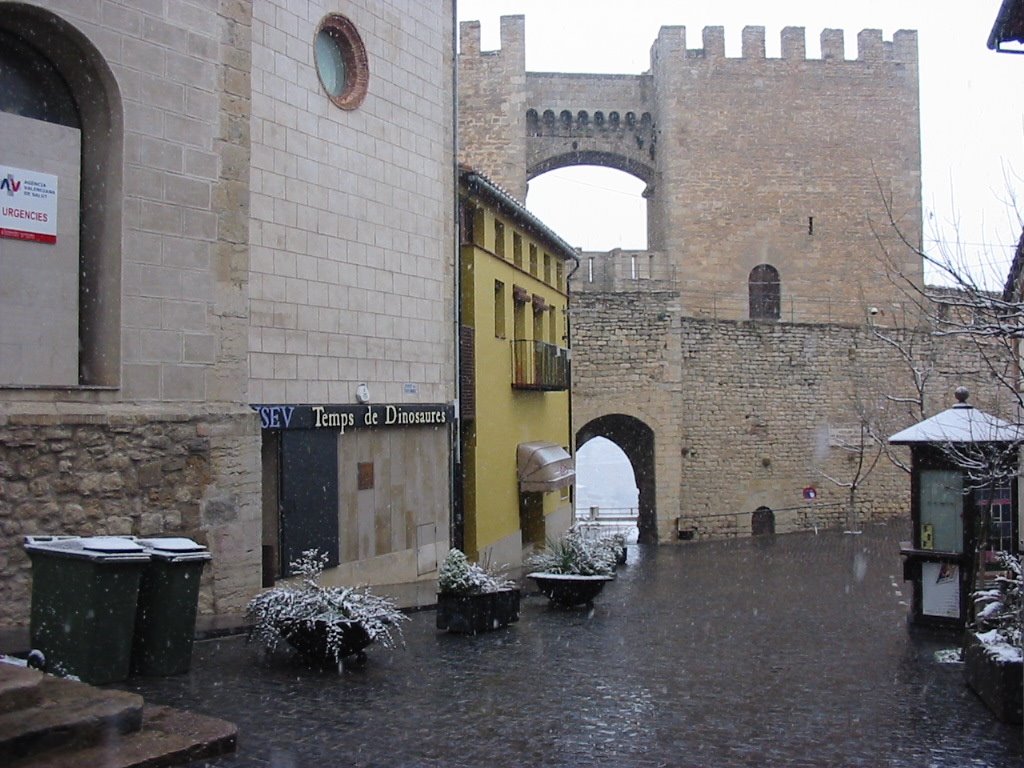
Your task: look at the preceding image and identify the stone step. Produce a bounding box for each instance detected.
[0,665,45,715]
[0,675,143,763]
[9,704,238,768]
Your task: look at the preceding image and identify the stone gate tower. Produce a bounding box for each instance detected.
[458,16,932,543]
[458,16,922,324]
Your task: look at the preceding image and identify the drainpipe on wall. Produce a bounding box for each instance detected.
[566,249,581,517]
[449,0,462,553]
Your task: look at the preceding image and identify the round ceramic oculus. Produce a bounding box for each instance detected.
[313,14,369,110]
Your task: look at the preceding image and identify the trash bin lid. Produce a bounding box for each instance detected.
[24,535,150,562]
[82,536,146,553]
[139,537,204,552]
[138,537,211,562]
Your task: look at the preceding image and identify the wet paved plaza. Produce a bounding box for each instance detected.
[120,521,1023,767]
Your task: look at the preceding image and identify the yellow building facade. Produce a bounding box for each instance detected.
[458,168,578,566]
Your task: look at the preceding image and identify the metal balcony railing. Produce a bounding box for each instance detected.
[511,339,570,391]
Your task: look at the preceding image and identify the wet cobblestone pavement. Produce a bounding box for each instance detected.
[119,522,1023,767]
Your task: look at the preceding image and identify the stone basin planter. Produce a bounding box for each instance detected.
[527,572,614,608]
[436,588,521,634]
[274,619,373,669]
[964,631,1023,724]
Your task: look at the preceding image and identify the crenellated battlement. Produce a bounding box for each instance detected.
[459,15,525,59]
[460,16,917,67]
[651,25,917,66]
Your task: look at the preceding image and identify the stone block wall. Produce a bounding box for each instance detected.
[0,405,261,627]
[648,26,921,326]
[458,16,528,199]
[0,0,253,403]
[0,0,259,628]
[572,289,1011,542]
[249,0,456,407]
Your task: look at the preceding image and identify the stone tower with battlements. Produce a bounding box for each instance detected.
[459,16,941,543]
[458,16,922,325]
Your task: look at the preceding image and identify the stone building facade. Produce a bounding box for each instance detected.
[0,0,456,628]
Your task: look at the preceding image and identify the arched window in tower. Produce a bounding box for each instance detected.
[749,264,781,321]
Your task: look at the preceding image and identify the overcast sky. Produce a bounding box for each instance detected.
[456,0,1024,287]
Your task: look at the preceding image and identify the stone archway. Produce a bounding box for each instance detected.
[527,149,655,190]
[577,414,657,544]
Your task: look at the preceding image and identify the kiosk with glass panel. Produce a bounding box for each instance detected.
[889,389,1020,629]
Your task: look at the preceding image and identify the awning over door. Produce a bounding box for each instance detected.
[517,441,575,492]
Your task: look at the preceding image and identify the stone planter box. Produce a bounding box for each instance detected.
[964,632,1023,724]
[435,588,521,634]
[274,619,373,669]
[527,572,614,608]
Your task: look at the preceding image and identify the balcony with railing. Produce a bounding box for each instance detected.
[511,339,570,391]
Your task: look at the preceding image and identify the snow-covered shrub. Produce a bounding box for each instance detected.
[591,529,627,565]
[971,552,1022,662]
[438,549,514,595]
[527,528,617,577]
[247,550,407,663]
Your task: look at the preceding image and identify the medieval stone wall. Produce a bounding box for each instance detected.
[572,289,1011,541]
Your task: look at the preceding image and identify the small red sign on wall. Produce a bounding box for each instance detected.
[1,165,58,244]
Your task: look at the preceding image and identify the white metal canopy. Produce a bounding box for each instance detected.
[517,441,575,492]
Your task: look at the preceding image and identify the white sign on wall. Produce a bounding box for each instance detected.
[921,561,960,618]
[0,165,58,244]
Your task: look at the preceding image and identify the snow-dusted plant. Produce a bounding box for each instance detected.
[438,548,514,595]
[594,530,627,561]
[971,552,1022,663]
[247,550,407,663]
[527,528,617,577]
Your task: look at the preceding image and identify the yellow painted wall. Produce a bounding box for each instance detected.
[460,201,573,562]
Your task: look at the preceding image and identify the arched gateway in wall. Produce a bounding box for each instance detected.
[525,116,657,190]
[577,415,657,544]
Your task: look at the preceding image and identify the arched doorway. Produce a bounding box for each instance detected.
[752,506,776,536]
[577,414,657,543]
[575,436,639,542]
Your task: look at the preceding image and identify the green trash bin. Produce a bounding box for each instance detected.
[131,537,211,676]
[24,535,150,684]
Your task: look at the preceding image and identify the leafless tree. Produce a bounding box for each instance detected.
[816,397,885,534]
[870,174,1023,417]
[871,176,1024,571]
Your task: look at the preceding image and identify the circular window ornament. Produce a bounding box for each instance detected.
[314,14,368,110]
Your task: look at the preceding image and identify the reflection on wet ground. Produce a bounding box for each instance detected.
[119,521,1023,767]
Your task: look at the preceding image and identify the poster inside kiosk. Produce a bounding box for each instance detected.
[0,165,58,244]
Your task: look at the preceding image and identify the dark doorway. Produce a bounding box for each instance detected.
[278,429,340,575]
[748,264,781,320]
[752,506,776,536]
[576,414,657,543]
